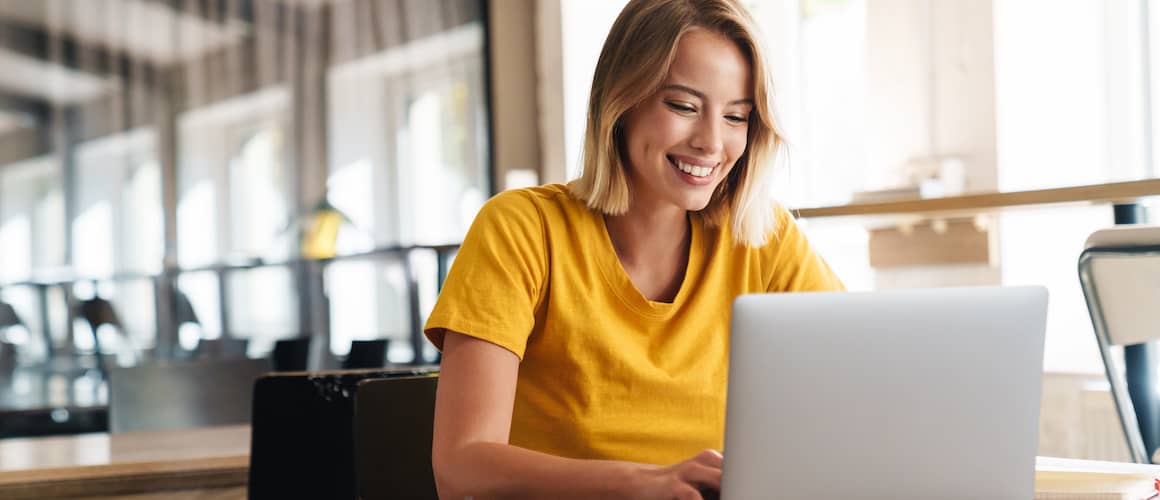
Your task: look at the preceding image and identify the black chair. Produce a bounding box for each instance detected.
[0,340,15,378]
[173,288,199,327]
[342,339,389,370]
[271,337,312,372]
[0,301,24,376]
[354,375,439,499]
[74,296,127,371]
[77,296,122,332]
[0,301,22,330]
[247,366,439,500]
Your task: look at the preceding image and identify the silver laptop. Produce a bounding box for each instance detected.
[721,286,1048,499]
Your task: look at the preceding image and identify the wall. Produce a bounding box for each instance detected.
[488,0,544,188]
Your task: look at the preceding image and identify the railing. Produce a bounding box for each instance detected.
[0,243,460,370]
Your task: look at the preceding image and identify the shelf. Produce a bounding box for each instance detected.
[792,179,1160,218]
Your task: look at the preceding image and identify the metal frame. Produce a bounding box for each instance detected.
[1078,244,1160,464]
[0,243,458,370]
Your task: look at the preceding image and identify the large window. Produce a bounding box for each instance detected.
[554,0,1160,374]
[71,130,162,354]
[0,0,489,366]
[177,88,297,351]
[178,88,292,269]
[326,20,489,360]
[0,157,62,360]
[0,157,62,282]
[73,129,162,277]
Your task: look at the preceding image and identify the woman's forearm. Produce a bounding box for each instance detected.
[435,441,651,500]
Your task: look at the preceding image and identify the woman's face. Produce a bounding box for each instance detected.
[622,28,753,214]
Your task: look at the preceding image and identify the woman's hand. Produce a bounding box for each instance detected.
[630,450,723,500]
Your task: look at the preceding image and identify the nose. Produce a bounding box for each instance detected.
[689,114,723,156]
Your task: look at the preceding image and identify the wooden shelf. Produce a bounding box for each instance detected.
[792,179,1160,218]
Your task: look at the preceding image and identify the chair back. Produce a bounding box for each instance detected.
[271,336,312,371]
[0,301,22,328]
[354,374,439,500]
[108,358,271,433]
[77,296,122,330]
[195,337,250,360]
[248,367,437,500]
[343,339,389,369]
[1080,225,1160,463]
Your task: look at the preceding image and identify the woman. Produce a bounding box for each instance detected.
[425,0,843,497]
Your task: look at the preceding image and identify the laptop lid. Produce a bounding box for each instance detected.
[721,286,1048,499]
[354,374,439,500]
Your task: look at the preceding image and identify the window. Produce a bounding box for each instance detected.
[177,89,297,352]
[73,129,161,276]
[0,157,61,281]
[177,87,291,268]
[228,126,292,260]
[326,20,490,359]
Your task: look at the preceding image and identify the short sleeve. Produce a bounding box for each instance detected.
[765,205,846,292]
[423,190,549,360]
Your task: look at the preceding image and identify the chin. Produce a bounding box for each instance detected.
[676,193,715,212]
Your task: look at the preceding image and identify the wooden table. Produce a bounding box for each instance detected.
[3,427,1159,500]
[0,425,249,499]
[1035,456,1160,498]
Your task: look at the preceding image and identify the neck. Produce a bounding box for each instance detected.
[604,202,689,266]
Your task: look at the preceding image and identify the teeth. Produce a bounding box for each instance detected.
[675,159,713,178]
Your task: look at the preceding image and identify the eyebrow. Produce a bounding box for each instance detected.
[662,84,754,106]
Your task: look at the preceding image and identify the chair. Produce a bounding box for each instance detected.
[1079,225,1160,463]
[173,288,200,328]
[107,358,272,433]
[271,336,312,372]
[0,301,22,330]
[0,301,24,375]
[342,339,390,370]
[74,296,129,369]
[195,337,250,360]
[0,340,14,378]
[354,374,439,499]
[247,366,439,499]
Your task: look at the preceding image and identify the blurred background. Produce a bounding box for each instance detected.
[0,0,1157,461]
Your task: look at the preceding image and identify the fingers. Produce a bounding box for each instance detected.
[692,449,723,468]
[670,484,703,500]
[677,462,722,491]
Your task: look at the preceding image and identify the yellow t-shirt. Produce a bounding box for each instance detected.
[424,183,843,465]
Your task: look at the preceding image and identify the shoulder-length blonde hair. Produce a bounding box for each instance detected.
[569,0,785,248]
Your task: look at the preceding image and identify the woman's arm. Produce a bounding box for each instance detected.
[432,331,722,500]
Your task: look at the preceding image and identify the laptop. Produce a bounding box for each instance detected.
[354,374,440,500]
[721,286,1048,499]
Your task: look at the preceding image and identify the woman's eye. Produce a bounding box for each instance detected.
[665,101,695,113]
[725,115,748,124]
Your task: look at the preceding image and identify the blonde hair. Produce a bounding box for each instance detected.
[569,0,785,247]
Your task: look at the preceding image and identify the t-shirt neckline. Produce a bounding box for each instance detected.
[592,208,703,318]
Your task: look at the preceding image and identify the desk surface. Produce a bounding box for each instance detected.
[2,428,1159,500]
[0,424,248,499]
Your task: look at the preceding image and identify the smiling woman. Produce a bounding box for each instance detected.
[622,31,754,210]
[424,1,844,498]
